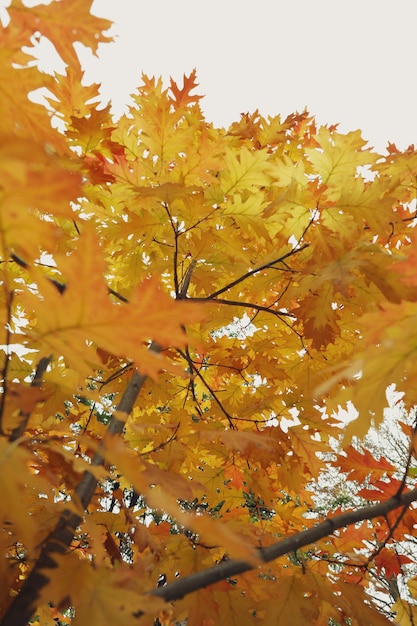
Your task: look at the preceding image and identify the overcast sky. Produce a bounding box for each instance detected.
[77,0,416,154]
[3,0,417,154]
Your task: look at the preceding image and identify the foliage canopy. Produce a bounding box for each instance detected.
[1,2,417,625]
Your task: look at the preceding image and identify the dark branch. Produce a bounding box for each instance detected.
[0,290,14,434]
[0,344,160,626]
[177,348,236,429]
[178,260,197,300]
[206,243,309,300]
[187,296,295,319]
[9,355,52,441]
[151,488,417,603]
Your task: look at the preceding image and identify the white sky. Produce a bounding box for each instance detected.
[83,0,417,154]
[2,0,417,154]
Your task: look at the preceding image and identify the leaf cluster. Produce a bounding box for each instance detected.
[1,2,417,625]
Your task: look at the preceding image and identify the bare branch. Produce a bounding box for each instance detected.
[151,488,417,603]
[206,243,309,300]
[187,296,295,319]
[177,347,236,429]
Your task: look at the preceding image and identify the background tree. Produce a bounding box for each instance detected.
[1,2,417,625]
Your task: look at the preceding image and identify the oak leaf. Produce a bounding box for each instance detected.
[337,445,395,483]
[21,227,203,378]
[169,69,203,109]
[40,553,166,626]
[0,136,82,258]
[374,549,412,578]
[8,0,113,67]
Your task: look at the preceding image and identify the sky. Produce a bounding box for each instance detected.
[2,0,416,154]
[76,0,417,155]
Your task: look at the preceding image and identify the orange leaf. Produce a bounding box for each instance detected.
[337,446,395,483]
[374,549,413,578]
[224,464,245,490]
[0,136,81,258]
[169,69,202,109]
[8,0,113,67]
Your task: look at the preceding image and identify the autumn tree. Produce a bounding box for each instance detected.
[2,1,417,624]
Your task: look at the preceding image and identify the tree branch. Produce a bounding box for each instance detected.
[187,296,295,319]
[177,347,236,429]
[0,344,160,626]
[206,243,309,300]
[0,290,14,435]
[151,487,417,603]
[0,256,200,626]
[9,355,52,442]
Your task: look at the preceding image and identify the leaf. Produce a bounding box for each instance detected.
[21,227,203,378]
[169,69,203,109]
[8,0,113,67]
[177,587,220,626]
[66,105,116,153]
[297,289,341,349]
[374,549,413,578]
[1,381,50,432]
[0,439,53,549]
[0,23,61,145]
[46,63,102,122]
[40,553,166,626]
[260,572,323,624]
[224,464,245,490]
[0,137,81,258]
[337,446,395,483]
[335,581,392,625]
[390,598,417,626]
[219,148,272,194]
[305,127,378,196]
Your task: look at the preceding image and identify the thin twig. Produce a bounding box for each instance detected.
[206,243,309,300]
[177,348,236,429]
[188,296,295,319]
[162,202,180,295]
[0,291,14,434]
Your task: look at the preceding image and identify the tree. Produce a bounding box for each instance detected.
[1,1,417,624]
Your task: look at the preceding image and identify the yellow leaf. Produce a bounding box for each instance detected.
[0,136,81,259]
[40,553,166,626]
[219,148,272,194]
[306,127,378,195]
[8,0,113,67]
[0,439,52,549]
[21,227,203,378]
[147,490,262,567]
